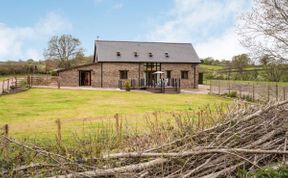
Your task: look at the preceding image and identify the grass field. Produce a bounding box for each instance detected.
[0,88,230,140]
[200,64,224,71]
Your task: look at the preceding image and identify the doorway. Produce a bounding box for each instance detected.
[145,71,157,86]
[79,71,91,86]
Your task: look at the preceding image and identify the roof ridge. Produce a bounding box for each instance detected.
[95,40,192,45]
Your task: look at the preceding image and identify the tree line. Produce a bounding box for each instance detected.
[0,54,93,76]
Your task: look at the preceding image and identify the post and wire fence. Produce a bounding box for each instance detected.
[210,80,288,101]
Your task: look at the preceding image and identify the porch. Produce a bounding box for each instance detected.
[118,78,181,94]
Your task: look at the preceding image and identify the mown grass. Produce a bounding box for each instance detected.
[0,88,230,141]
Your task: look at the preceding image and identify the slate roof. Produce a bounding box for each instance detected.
[94,40,200,63]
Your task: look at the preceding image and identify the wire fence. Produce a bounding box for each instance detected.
[210,80,288,101]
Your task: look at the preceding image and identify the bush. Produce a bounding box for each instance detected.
[123,80,131,91]
[223,91,237,98]
[50,70,58,76]
[237,165,288,178]
[20,80,29,89]
[241,94,253,102]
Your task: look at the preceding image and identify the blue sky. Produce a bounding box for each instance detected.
[0,0,252,61]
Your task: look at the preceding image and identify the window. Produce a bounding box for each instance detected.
[116,52,121,57]
[181,71,189,79]
[120,70,128,79]
[149,52,153,57]
[166,70,171,79]
[144,63,160,71]
[134,52,138,57]
[165,53,169,58]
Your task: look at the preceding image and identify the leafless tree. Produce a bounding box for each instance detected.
[44,34,83,69]
[239,0,288,62]
[260,55,285,82]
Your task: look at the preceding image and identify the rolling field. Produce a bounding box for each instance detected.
[0,88,230,141]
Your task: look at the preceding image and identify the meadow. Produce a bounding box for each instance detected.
[0,88,230,141]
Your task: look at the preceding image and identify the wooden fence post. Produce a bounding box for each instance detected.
[209,80,212,94]
[252,83,255,101]
[30,76,33,87]
[284,87,286,101]
[7,79,10,91]
[1,80,4,93]
[57,77,60,89]
[3,124,9,159]
[55,119,62,145]
[15,77,17,88]
[276,82,279,100]
[114,113,122,141]
[27,75,30,87]
[218,80,221,95]
[267,84,270,101]
[228,80,231,94]
[239,85,242,98]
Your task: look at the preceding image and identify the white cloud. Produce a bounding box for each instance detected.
[0,12,72,60]
[195,29,247,60]
[146,0,252,60]
[26,49,41,60]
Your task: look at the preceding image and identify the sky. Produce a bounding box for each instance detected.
[0,0,252,61]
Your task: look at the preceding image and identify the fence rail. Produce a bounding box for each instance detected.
[0,77,27,95]
[28,75,60,87]
[118,78,181,93]
[210,80,288,101]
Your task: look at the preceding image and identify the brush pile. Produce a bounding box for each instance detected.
[2,100,288,177]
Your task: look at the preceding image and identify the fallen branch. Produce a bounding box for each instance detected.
[104,148,288,159]
[48,158,168,178]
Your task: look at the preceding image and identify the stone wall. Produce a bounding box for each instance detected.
[58,62,199,89]
[161,63,199,89]
[58,64,101,87]
[102,63,140,88]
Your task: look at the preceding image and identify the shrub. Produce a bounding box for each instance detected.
[237,165,288,178]
[241,94,253,102]
[223,91,237,98]
[123,80,131,91]
[20,80,29,89]
[50,70,58,76]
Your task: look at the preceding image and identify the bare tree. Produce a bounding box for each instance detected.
[259,55,285,82]
[231,54,251,73]
[44,34,83,69]
[239,0,288,61]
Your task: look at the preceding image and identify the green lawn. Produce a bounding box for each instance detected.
[200,64,224,71]
[0,88,230,140]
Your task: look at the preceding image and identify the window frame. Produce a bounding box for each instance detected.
[181,71,189,79]
[166,70,172,79]
[119,70,128,79]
